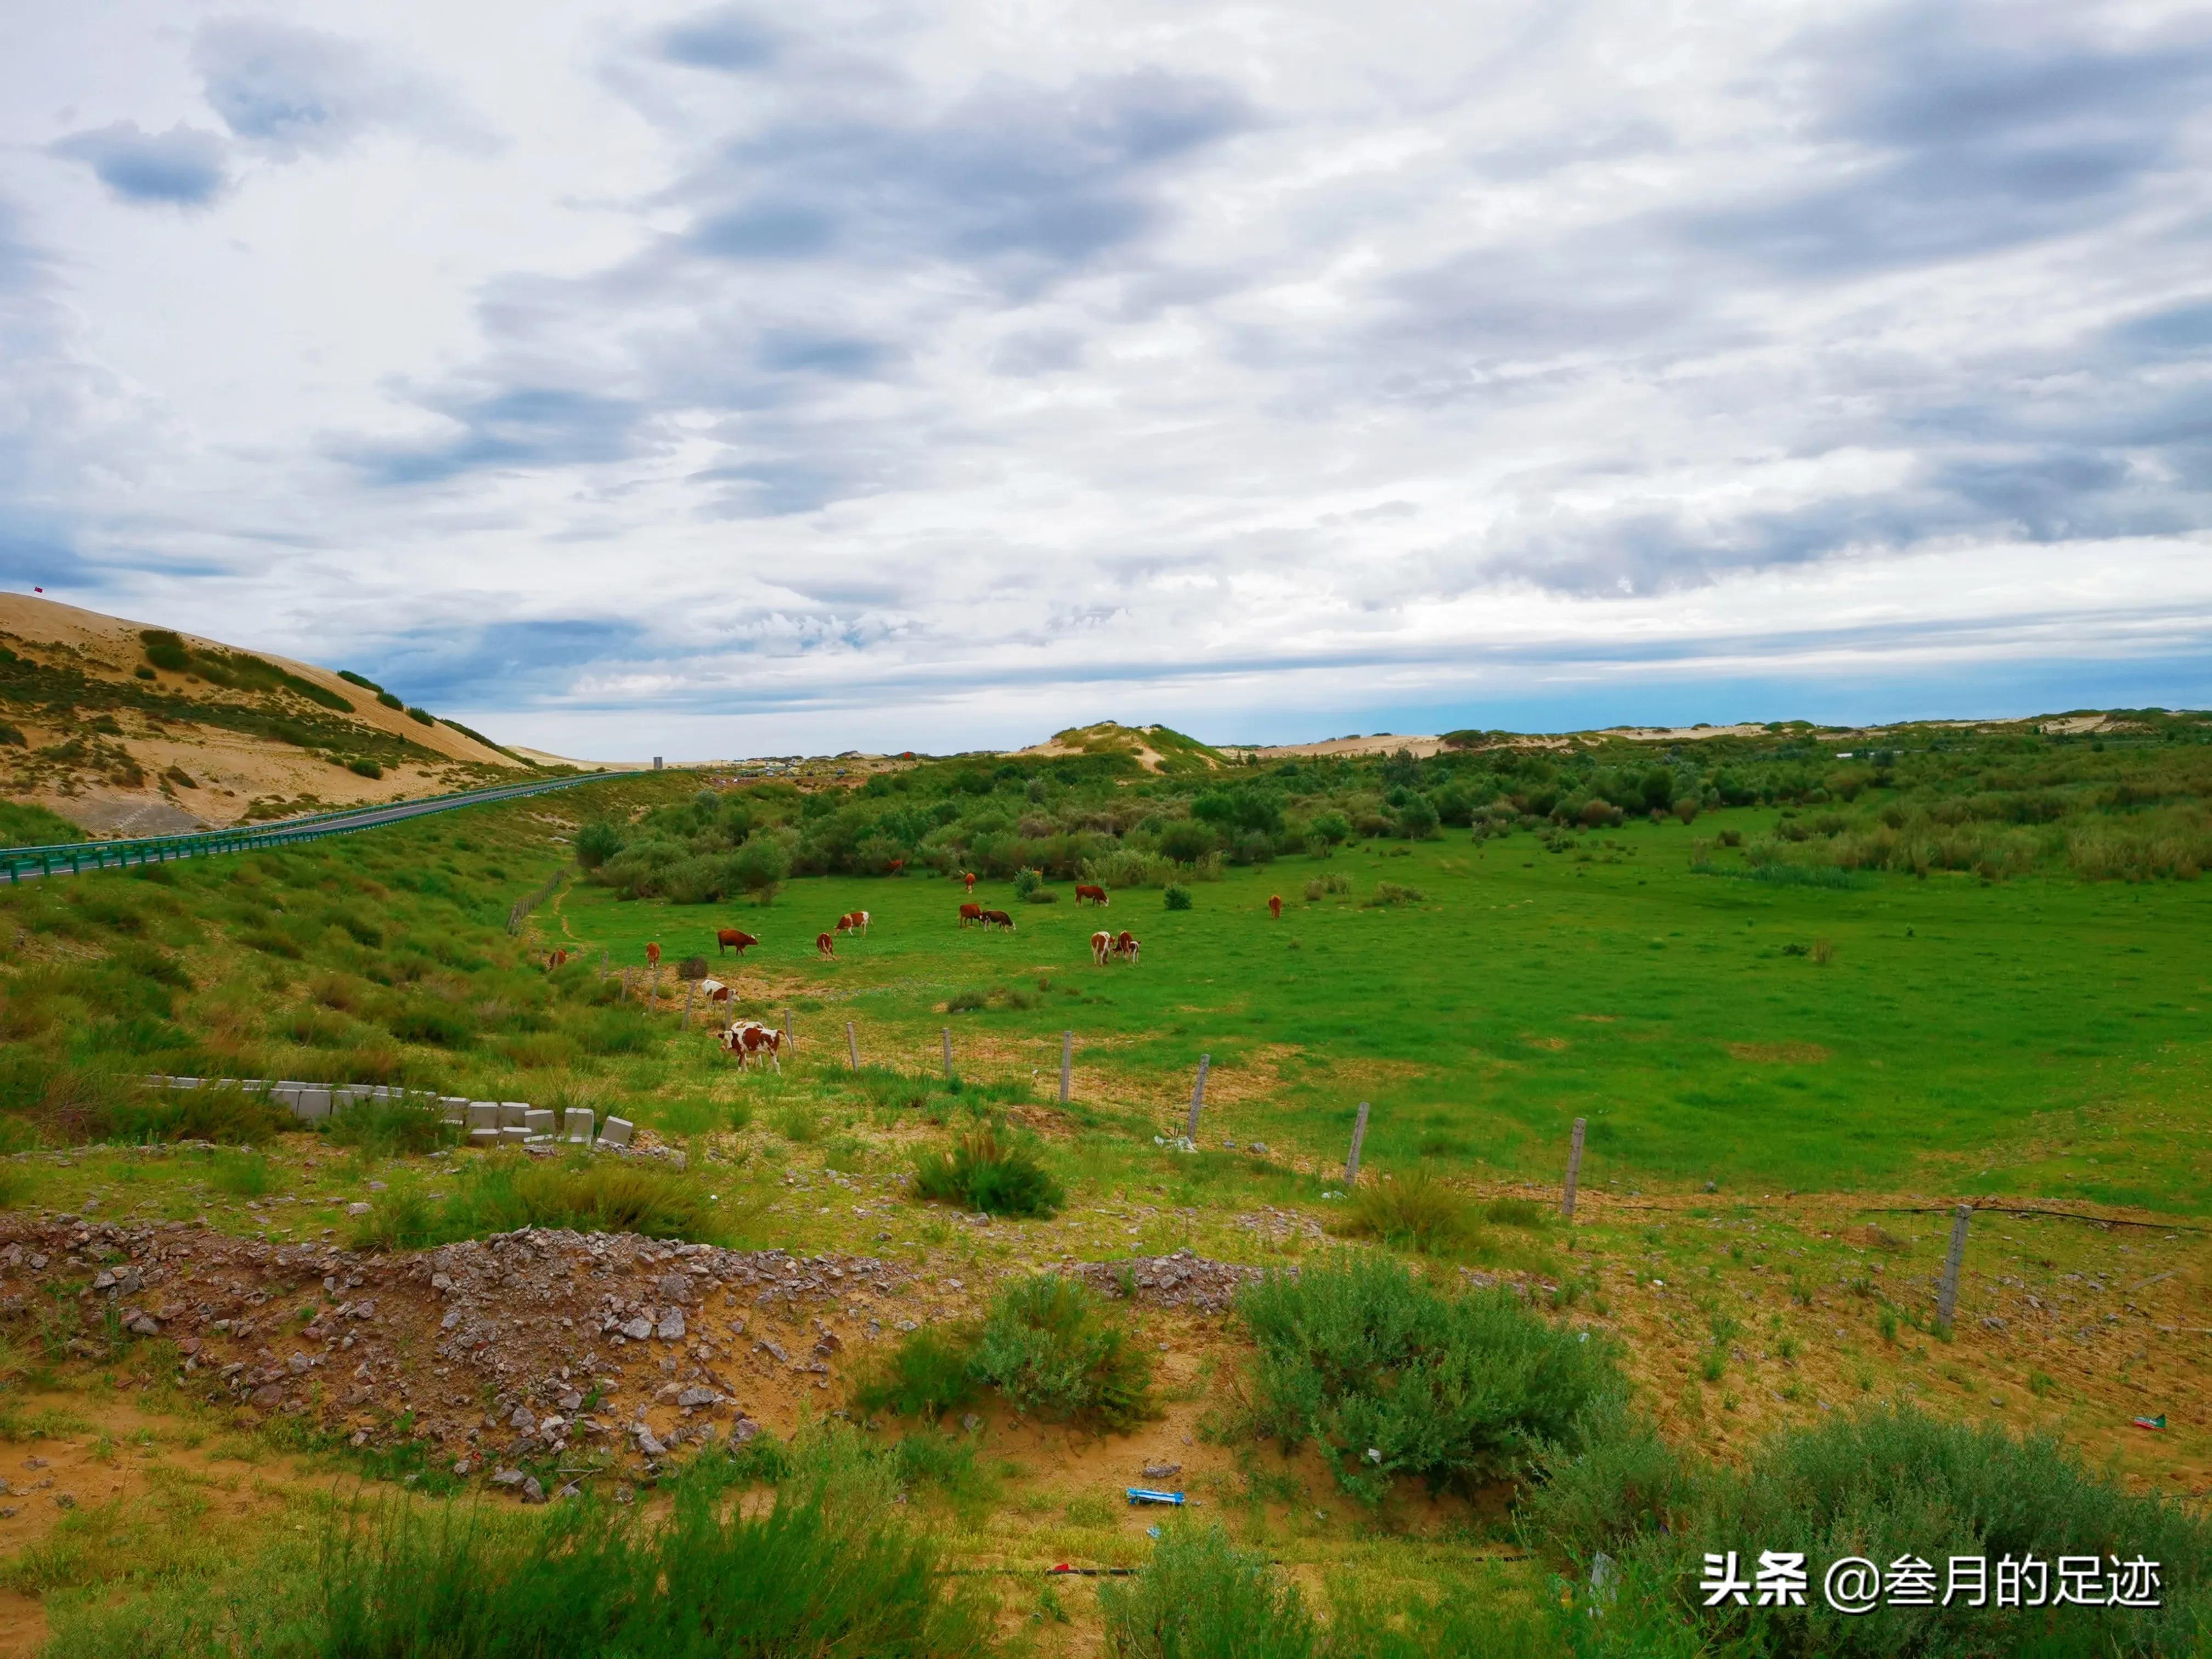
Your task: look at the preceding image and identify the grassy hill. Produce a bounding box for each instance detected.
[0,592,533,842]
[1,718,2209,1654]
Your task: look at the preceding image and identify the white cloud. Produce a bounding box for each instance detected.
[1,0,2209,755]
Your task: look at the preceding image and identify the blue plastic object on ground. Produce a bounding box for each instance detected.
[1126,1488,1185,1505]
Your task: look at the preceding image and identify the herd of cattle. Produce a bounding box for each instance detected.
[554,868,1307,1066]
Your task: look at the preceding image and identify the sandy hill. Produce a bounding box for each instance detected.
[1010,721,1231,774]
[0,592,532,839]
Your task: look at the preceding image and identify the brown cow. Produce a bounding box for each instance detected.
[1075,884,1109,906]
[546,948,569,970]
[816,932,836,959]
[958,902,984,927]
[836,910,871,935]
[716,928,758,956]
[645,943,661,968]
[1113,930,1140,965]
[1268,894,1282,920]
[962,871,977,895]
[1091,929,1113,966]
[981,910,1014,932]
[887,858,905,876]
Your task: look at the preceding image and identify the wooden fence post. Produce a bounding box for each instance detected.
[1184,1053,1210,1140]
[1561,1116,1587,1221]
[942,1027,954,1084]
[847,1021,859,1071]
[1344,1102,1370,1185]
[1059,1030,1072,1104]
[651,962,662,1009]
[622,967,632,1001]
[782,1008,793,1052]
[1937,1203,1972,1326]
[681,980,696,1028]
[599,950,607,979]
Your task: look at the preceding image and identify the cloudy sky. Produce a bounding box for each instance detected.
[3,1,2210,756]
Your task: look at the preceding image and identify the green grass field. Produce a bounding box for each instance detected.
[555,812,2212,1213]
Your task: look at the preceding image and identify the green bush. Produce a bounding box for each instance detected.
[1524,1403,2212,1657]
[911,1125,1064,1218]
[1100,1526,1317,1659]
[407,707,434,725]
[353,1155,729,1251]
[347,757,383,780]
[138,629,190,673]
[1163,884,1193,911]
[574,821,624,868]
[1236,1254,1623,1503]
[970,1273,1154,1430]
[1012,866,1042,901]
[1335,1168,1478,1255]
[860,1274,1152,1432]
[43,1450,996,1659]
[1361,881,1425,907]
[854,1326,981,1422]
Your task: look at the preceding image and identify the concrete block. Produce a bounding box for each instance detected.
[466,1102,499,1132]
[294,1088,332,1122]
[498,1102,529,1129]
[523,1109,555,1138]
[498,1125,531,1146]
[563,1108,595,1144]
[173,1077,201,1089]
[469,1127,500,1148]
[599,1117,634,1149]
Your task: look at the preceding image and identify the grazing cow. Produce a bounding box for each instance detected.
[962,871,977,895]
[837,910,871,935]
[1075,884,1109,907]
[982,910,1014,932]
[816,932,836,959]
[1091,929,1113,966]
[887,858,906,876]
[546,949,569,970]
[716,928,758,956]
[645,943,661,968]
[718,1021,783,1073]
[958,902,984,927]
[1114,930,1140,965]
[1268,894,1282,920]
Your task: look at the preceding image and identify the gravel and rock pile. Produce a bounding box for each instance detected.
[1070,1248,1265,1313]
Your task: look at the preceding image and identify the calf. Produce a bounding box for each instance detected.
[981,910,1015,932]
[958,902,984,927]
[1268,894,1282,920]
[1091,929,1113,966]
[816,932,836,959]
[716,928,758,956]
[1075,884,1109,906]
[1114,930,1140,965]
[719,1022,783,1072]
[645,942,661,968]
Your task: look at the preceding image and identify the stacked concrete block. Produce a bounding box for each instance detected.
[294,1087,332,1122]
[498,1103,529,1130]
[522,1108,555,1142]
[599,1116,635,1149]
[563,1108,595,1144]
[438,1096,468,1125]
[498,1125,531,1147]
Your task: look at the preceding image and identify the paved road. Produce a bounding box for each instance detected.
[2,771,646,884]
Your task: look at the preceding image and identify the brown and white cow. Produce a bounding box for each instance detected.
[1113,930,1140,965]
[716,928,758,956]
[645,942,661,968]
[962,871,977,895]
[1091,929,1113,966]
[981,910,1014,932]
[1268,894,1282,920]
[958,902,984,927]
[816,932,836,959]
[836,910,871,935]
[1075,883,1109,907]
[718,1021,783,1072]
[546,948,569,970]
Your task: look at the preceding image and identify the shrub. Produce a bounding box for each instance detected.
[911,1125,1064,1218]
[1361,881,1424,907]
[574,821,623,868]
[1308,810,1351,848]
[1335,1168,1477,1254]
[1012,866,1042,901]
[407,707,434,725]
[347,758,383,780]
[860,1274,1153,1432]
[1523,1403,2212,1657]
[1483,1196,1548,1229]
[970,1273,1154,1430]
[387,1000,476,1048]
[1158,821,1216,864]
[139,629,190,673]
[855,1326,982,1422]
[1396,794,1440,839]
[1099,1526,1317,1659]
[1237,1254,1624,1503]
[353,1155,727,1251]
[945,989,988,1014]
[133,665,155,680]
[1811,937,1836,966]
[1163,884,1193,911]
[676,954,709,981]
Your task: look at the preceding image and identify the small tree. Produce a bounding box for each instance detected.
[574,821,623,868]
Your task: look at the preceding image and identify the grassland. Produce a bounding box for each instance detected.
[1,738,2208,1657]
